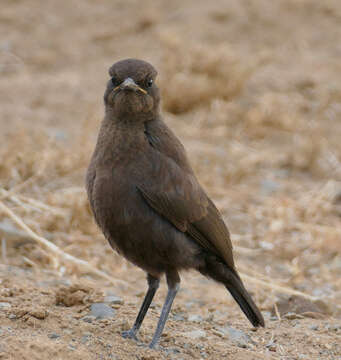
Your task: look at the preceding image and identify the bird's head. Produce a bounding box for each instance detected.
[104,59,160,121]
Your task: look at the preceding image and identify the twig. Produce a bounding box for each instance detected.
[0,189,67,216]
[273,302,281,321]
[0,175,40,201]
[0,201,129,288]
[240,272,318,301]
[22,256,37,268]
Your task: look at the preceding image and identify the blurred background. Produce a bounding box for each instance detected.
[0,0,340,359]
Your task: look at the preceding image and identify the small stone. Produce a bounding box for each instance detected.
[81,336,89,344]
[284,312,304,320]
[188,314,203,323]
[325,323,341,332]
[90,303,115,320]
[104,296,123,305]
[30,308,48,320]
[260,179,280,195]
[268,345,277,352]
[48,333,60,339]
[309,325,319,331]
[301,311,325,319]
[172,313,186,321]
[81,315,96,323]
[212,328,225,338]
[184,329,206,339]
[266,340,277,352]
[8,314,16,320]
[218,326,252,348]
[0,302,11,310]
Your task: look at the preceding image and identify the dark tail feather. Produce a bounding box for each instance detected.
[200,259,265,327]
[225,271,265,327]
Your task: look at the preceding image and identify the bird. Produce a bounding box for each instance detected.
[86,58,265,349]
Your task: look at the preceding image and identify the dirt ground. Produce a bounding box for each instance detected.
[0,0,341,359]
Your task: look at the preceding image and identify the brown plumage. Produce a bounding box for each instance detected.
[86,58,264,348]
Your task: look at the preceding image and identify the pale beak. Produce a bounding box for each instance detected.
[114,77,147,94]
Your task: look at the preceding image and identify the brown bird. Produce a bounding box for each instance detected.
[86,58,264,348]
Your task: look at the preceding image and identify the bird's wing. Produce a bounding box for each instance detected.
[138,131,235,269]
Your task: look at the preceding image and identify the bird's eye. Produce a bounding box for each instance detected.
[146,79,153,88]
[111,77,120,87]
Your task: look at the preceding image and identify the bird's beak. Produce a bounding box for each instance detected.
[114,77,147,95]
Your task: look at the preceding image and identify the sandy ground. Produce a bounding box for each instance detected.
[0,0,341,359]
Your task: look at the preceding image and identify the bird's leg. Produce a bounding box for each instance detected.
[122,274,160,341]
[149,269,180,349]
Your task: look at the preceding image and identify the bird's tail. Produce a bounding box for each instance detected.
[201,259,265,327]
[224,270,264,327]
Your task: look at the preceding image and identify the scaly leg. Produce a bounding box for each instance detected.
[122,274,160,340]
[149,269,180,349]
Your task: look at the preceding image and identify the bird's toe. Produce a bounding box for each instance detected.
[122,329,139,341]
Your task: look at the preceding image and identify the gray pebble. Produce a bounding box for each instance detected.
[48,333,60,339]
[184,329,206,339]
[188,314,203,323]
[218,326,252,348]
[309,325,319,331]
[81,315,96,323]
[260,179,280,195]
[90,303,116,320]
[81,336,89,344]
[0,302,11,310]
[8,314,16,320]
[172,313,186,321]
[104,295,123,305]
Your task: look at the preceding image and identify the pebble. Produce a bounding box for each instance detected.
[184,329,206,339]
[325,323,341,332]
[284,312,304,320]
[218,326,252,348]
[188,314,203,323]
[81,315,96,323]
[104,296,123,305]
[30,308,48,320]
[0,302,11,310]
[90,303,115,320]
[8,314,16,320]
[173,313,186,321]
[309,325,319,331]
[48,333,60,339]
[266,344,277,352]
[260,179,280,195]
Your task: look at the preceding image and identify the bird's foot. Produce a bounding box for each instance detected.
[148,340,160,350]
[122,329,139,341]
